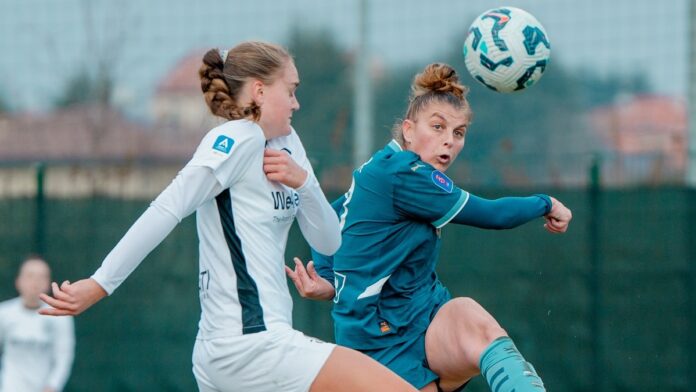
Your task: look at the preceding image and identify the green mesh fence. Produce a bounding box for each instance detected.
[0,188,694,391]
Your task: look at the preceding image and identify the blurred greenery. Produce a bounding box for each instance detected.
[54,68,114,109]
[0,90,9,113]
[288,29,354,167]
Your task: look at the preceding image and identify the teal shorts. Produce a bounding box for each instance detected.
[362,332,470,391]
[362,332,437,389]
[360,291,468,391]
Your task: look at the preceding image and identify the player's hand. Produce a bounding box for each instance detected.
[285,257,335,301]
[544,196,572,234]
[263,148,308,189]
[38,278,107,316]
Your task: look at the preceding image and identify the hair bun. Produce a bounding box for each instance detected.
[412,63,466,99]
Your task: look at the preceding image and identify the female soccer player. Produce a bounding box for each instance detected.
[286,63,572,392]
[39,41,418,392]
[0,256,74,392]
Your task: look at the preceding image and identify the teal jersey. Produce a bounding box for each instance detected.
[316,140,469,349]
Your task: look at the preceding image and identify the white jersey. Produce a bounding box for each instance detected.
[191,120,316,338]
[90,119,340,391]
[0,297,75,392]
[92,119,340,340]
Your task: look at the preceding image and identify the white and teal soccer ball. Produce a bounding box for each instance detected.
[463,7,550,93]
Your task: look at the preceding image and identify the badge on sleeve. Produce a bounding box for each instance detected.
[212,135,234,154]
[431,170,453,193]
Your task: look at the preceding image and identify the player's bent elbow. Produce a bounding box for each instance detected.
[313,235,341,256]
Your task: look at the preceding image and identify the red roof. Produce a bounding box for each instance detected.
[0,105,201,163]
[156,50,206,95]
[589,95,686,154]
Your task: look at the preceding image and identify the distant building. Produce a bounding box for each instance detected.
[0,105,198,162]
[152,50,219,133]
[0,105,201,198]
[589,95,686,185]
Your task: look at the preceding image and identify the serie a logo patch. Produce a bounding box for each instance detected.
[431,170,453,193]
[212,135,234,154]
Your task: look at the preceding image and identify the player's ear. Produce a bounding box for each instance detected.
[250,79,265,105]
[402,119,414,145]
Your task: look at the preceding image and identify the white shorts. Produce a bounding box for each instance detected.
[192,326,336,392]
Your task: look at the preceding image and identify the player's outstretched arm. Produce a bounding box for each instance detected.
[285,257,335,301]
[38,279,107,316]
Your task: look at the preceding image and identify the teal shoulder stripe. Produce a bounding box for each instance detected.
[432,190,469,229]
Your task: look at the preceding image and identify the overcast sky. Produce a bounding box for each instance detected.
[0,0,688,117]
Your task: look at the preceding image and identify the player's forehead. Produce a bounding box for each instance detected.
[418,101,470,125]
[19,259,49,276]
[276,60,299,87]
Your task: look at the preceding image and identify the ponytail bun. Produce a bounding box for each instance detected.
[411,63,467,99]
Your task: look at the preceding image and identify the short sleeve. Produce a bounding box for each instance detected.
[393,163,470,229]
[187,121,265,189]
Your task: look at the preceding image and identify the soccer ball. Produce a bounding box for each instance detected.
[463,7,550,93]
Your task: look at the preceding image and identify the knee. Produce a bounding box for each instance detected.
[450,297,507,344]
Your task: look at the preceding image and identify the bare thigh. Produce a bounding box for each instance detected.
[424,297,507,391]
[310,346,418,392]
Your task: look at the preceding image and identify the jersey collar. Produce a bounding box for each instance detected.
[387,139,403,152]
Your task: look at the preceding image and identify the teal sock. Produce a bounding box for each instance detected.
[479,336,545,392]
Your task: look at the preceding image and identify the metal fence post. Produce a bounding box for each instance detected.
[34,162,45,255]
[588,154,604,391]
[688,188,696,388]
[352,0,373,168]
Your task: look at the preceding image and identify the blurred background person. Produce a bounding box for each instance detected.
[0,255,75,392]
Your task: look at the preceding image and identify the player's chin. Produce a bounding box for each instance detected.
[435,162,451,172]
[270,126,292,138]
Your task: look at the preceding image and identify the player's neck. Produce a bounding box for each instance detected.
[21,297,41,310]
